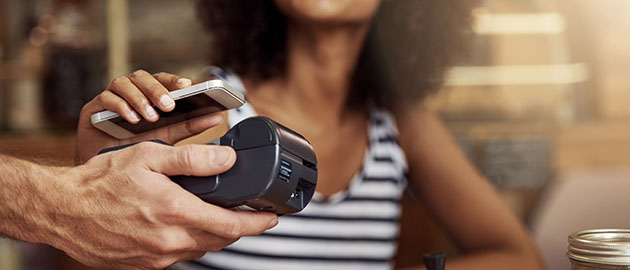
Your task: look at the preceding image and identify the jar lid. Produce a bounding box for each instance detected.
[568,229,630,265]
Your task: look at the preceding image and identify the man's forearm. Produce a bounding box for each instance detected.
[0,143,279,269]
[0,154,67,244]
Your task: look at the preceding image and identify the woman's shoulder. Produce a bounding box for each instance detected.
[389,103,446,161]
[390,103,438,132]
[205,66,248,94]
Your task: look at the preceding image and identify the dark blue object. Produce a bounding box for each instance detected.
[423,252,446,270]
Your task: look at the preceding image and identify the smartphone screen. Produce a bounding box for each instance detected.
[110,93,227,134]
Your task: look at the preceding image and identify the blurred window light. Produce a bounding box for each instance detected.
[474,12,566,35]
[445,63,590,86]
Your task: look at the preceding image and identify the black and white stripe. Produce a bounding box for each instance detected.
[174,69,408,270]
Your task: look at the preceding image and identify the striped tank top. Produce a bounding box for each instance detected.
[174,68,408,270]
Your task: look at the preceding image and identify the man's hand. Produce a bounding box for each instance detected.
[4,142,278,269]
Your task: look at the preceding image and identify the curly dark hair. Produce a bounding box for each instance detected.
[197,0,476,109]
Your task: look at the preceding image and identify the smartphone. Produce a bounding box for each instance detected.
[91,79,244,139]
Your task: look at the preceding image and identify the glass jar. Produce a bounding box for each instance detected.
[568,229,630,270]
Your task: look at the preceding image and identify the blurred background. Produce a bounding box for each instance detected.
[1,0,630,269]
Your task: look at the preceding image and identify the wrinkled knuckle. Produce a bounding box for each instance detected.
[148,83,165,95]
[161,197,188,221]
[185,118,196,133]
[147,232,183,255]
[135,141,153,152]
[223,220,244,239]
[137,96,150,107]
[176,145,197,172]
[182,238,198,252]
[157,236,187,254]
[111,76,129,86]
[95,92,108,103]
[131,69,146,78]
[132,97,146,108]
[154,72,167,78]
[134,142,157,158]
[116,100,129,112]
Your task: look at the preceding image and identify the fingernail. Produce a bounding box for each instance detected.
[267,218,279,229]
[146,106,158,119]
[160,94,175,109]
[177,78,192,87]
[211,147,232,166]
[128,111,141,122]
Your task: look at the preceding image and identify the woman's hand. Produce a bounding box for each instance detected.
[76,70,223,164]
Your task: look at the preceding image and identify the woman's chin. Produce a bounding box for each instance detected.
[274,0,381,24]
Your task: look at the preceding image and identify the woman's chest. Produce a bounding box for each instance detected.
[311,133,367,197]
[256,113,368,197]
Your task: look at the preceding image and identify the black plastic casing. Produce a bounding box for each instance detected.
[99,117,318,215]
[169,116,318,215]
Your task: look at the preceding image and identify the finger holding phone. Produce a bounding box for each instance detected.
[76,70,242,164]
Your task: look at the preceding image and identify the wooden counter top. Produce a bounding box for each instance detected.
[0,133,76,166]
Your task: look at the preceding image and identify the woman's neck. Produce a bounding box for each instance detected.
[247,20,370,121]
